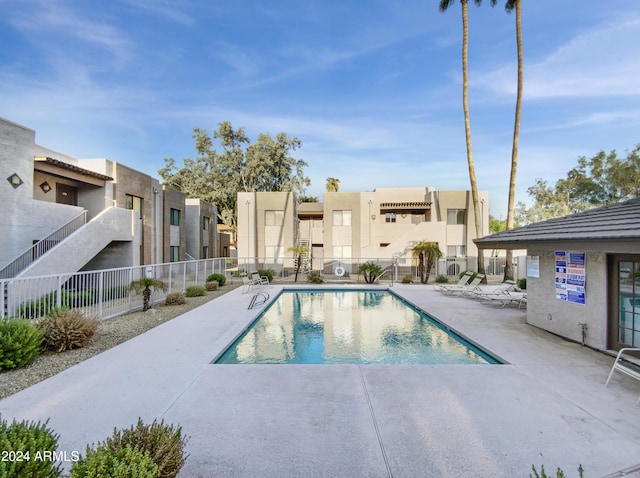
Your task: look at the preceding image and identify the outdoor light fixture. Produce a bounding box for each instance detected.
[40,181,52,193]
[7,173,23,189]
[371,214,376,220]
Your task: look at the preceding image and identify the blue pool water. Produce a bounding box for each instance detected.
[214,290,500,365]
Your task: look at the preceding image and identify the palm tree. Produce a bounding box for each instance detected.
[326,177,340,192]
[412,241,443,284]
[503,0,523,282]
[288,245,310,282]
[439,0,487,282]
[130,277,166,311]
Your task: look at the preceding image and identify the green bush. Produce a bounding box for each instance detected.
[204,281,218,291]
[401,275,413,284]
[0,417,62,478]
[185,285,206,298]
[87,418,188,478]
[435,274,449,284]
[71,445,159,478]
[518,278,527,290]
[16,290,99,319]
[459,270,478,282]
[38,308,99,353]
[530,464,584,478]
[257,269,275,283]
[307,271,324,284]
[0,319,43,371]
[206,273,226,287]
[357,262,383,284]
[164,292,186,306]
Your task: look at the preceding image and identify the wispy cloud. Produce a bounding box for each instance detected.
[117,0,194,26]
[476,16,640,98]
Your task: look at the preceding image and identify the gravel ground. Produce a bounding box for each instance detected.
[0,284,240,401]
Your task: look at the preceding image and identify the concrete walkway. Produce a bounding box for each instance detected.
[1,284,640,477]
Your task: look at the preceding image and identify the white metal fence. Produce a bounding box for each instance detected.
[1,254,523,321]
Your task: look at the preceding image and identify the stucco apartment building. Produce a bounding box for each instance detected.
[237,187,489,276]
[1,117,221,279]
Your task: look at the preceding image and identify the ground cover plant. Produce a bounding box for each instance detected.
[0,417,62,478]
[0,319,43,371]
[38,308,99,353]
[164,292,186,306]
[185,285,206,297]
[204,280,219,291]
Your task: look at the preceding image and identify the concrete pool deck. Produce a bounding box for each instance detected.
[1,283,640,477]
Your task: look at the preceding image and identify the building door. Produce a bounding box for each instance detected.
[56,183,78,206]
[608,255,640,350]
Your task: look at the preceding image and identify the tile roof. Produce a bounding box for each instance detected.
[35,157,114,181]
[474,197,640,248]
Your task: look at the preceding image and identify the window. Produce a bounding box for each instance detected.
[202,216,209,230]
[447,245,466,258]
[203,246,209,259]
[333,210,351,226]
[125,194,142,219]
[385,212,396,223]
[447,209,466,225]
[170,208,180,226]
[265,210,284,226]
[170,246,180,262]
[332,245,352,259]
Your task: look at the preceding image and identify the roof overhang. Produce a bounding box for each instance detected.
[34,157,113,183]
[379,201,431,210]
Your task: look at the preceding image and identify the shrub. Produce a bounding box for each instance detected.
[357,262,383,284]
[38,309,99,353]
[459,270,478,281]
[71,445,159,478]
[517,278,527,290]
[185,285,206,298]
[435,274,449,284]
[257,269,275,283]
[307,271,324,284]
[164,292,186,306]
[0,417,62,478]
[401,275,413,284]
[0,319,43,371]
[206,273,226,287]
[93,418,188,478]
[204,281,218,291]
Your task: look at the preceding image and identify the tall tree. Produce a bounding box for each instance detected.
[326,177,340,192]
[439,0,487,281]
[502,0,523,282]
[159,122,310,244]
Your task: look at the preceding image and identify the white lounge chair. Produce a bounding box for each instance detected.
[605,348,640,405]
[441,274,485,296]
[435,271,474,292]
[241,276,260,294]
[251,272,270,286]
[468,280,516,302]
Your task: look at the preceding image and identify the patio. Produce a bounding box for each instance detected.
[1,284,639,477]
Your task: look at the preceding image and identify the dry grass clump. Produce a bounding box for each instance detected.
[205,280,219,291]
[38,309,98,353]
[165,292,186,306]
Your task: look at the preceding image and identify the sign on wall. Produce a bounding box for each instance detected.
[526,255,540,278]
[555,250,586,305]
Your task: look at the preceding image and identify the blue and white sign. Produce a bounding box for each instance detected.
[555,250,586,305]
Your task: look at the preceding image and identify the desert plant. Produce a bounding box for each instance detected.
[204,281,218,291]
[530,464,584,478]
[71,445,159,478]
[435,274,449,284]
[38,308,99,353]
[257,269,275,283]
[0,319,43,371]
[0,416,62,478]
[307,271,324,284]
[357,262,383,284]
[98,418,188,478]
[164,292,186,306]
[206,273,226,287]
[130,278,166,311]
[185,285,206,298]
[518,278,527,290]
[460,270,478,282]
[401,275,413,284]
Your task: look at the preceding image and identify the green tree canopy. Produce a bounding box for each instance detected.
[159,122,310,239]
[515,145,640,225]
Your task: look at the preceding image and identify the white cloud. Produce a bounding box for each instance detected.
[477,16,640,98]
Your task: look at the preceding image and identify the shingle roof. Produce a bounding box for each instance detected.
[474,198,640,248]
[35,157,114,181]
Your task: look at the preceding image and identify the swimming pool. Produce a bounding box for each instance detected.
[214,289,500,365]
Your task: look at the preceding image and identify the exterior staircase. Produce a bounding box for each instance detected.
[293,238,311,273]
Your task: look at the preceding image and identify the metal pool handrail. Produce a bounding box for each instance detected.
[248,292,269,310]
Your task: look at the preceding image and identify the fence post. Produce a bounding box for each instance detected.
[98,270,104,319]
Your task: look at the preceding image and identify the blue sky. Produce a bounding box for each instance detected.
[1,0,639,219]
